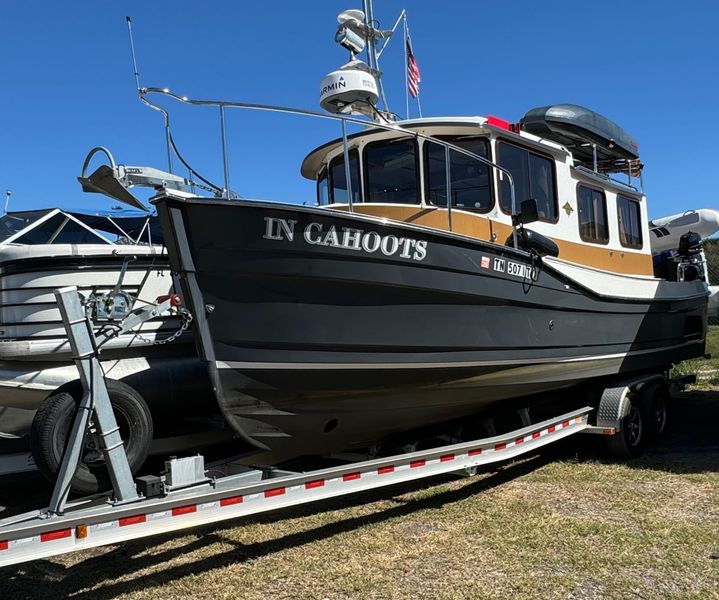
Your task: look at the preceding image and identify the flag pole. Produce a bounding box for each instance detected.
[403,14,409,120]
[404,17,423,119]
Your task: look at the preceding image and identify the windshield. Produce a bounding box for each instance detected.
[0,209,162,246]
[0,210,54,243]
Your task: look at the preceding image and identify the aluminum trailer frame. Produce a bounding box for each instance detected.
[0,405,592,567]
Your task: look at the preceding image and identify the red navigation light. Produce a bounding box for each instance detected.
[487,115,521,134]
[487,115,511,131]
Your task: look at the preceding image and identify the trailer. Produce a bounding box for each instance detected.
[0,287,678,569]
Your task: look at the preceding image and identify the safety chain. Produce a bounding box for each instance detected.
[133,309,193,345]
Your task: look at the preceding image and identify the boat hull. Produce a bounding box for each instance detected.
[155,197,708,463]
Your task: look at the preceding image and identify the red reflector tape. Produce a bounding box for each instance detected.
[378,466,395,475]
[440,453,455,462]
[410,459,426,468]
[0,540,7,551]
[343,472,361,481]
[305,479,325,489]
[41,529,72,543]
[220,496,243,507]
[562,421,570,428]
[515,437,524,445]
[532,432,541,439]
[494,443,507,451]
[119,514,147,527]
[172,505,197,516]
[264,487,286,498]
[548,426,556,433]
[469,448,482,456]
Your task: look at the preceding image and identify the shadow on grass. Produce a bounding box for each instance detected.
[2,451,559,599]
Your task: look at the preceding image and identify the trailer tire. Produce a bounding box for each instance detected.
[641,381,670,442]
[605,393,647,459]
[30,380,153,495]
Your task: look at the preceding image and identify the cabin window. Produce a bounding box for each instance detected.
[364,138,419,204]
[577,185,609,244]
[424,136,492,212]
[327,150,361,204]
[317,168,330,206]
[617,196,643,249]
[498,141,557,221]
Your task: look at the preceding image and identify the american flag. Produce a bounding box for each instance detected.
[406,39,421,98]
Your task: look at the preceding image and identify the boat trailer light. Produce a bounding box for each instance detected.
[75,524,88,540]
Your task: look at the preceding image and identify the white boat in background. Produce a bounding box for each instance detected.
[0,206,216,481]
[649,208,719,253]
[649,209,718,318]
[0,207,175,358]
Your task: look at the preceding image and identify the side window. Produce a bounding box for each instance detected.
[364,139,419,204]
[498,141,557,221]
[424,136,493,212]
[317,168,330,206]
[329,150,361,204]
[617,196,643,249]
[577,185,609,244]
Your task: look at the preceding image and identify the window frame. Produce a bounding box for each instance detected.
[316,166,329,206]
[422,135,494,214]
[576,183,610,245]
[616,195,644,250]
[496,139,559,224]
[362,137,421,205]
[327,149,361,205]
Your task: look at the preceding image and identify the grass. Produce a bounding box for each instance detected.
[1,390,719,599]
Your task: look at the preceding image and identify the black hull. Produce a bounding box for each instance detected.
[155,197,708,463]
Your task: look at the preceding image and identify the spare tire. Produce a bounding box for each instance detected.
[31,379,153,495]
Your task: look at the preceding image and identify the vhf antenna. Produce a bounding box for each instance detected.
[125,16,174,173]
[126,16,142,93]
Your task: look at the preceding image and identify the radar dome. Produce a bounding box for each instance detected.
[319,64,379,114]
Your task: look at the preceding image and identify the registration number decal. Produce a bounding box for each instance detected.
[507,260,535,279]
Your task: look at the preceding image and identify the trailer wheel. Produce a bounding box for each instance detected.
[605,393,647,459]
[30,380,153,495]
[642,381,670,442]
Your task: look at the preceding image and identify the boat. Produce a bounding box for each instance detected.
[0,201,216,480]
[649,209,719,254]
[89,5,709,466]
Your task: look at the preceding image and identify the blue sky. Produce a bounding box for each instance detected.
[1,1,717,219]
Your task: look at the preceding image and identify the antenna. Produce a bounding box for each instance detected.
[4,190,11,215]
[124,16,174,173]
[125,17,142,92]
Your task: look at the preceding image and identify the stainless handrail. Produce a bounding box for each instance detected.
[139,87,519,246]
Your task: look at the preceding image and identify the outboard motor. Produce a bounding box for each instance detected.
[676,231,706,282]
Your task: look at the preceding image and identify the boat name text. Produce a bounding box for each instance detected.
[263,217,428,261]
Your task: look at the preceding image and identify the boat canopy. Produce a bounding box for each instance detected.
[520,104,639,171]
[0,208,162,246]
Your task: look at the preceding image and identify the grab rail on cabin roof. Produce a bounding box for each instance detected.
[138,87,521,248]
